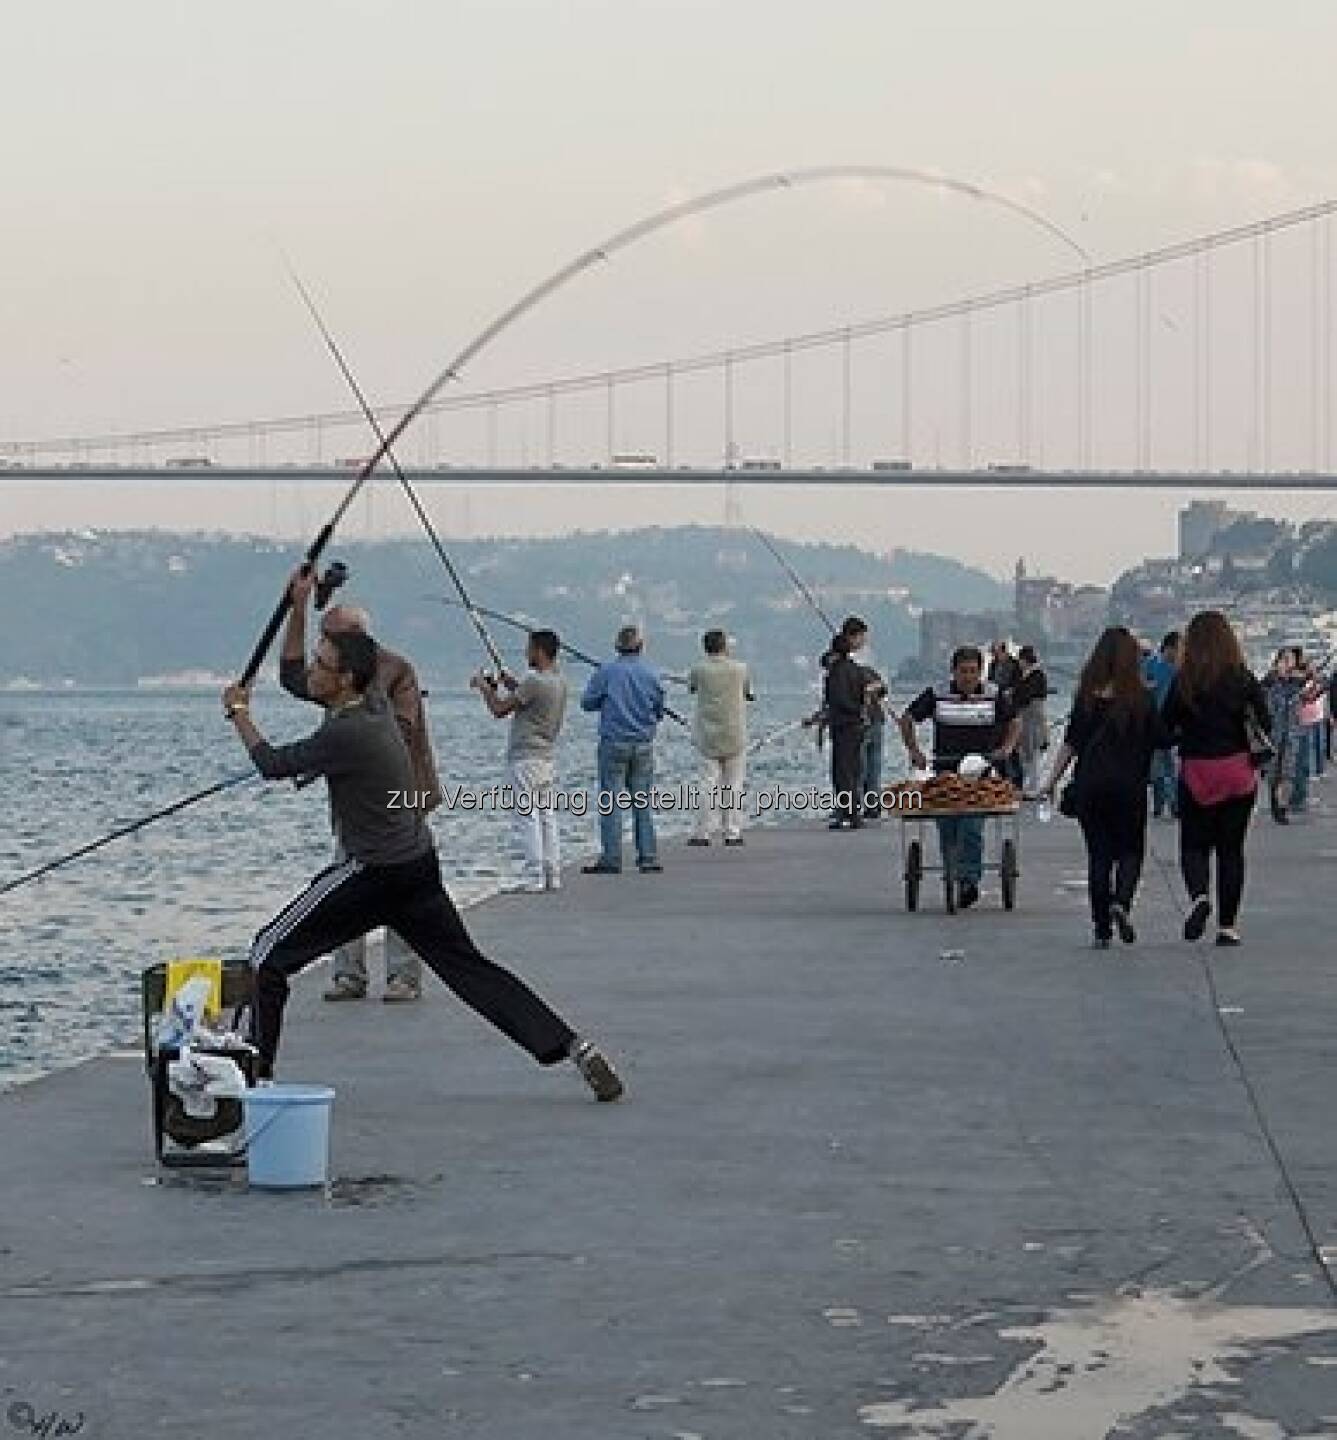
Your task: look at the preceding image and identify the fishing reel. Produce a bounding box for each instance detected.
[314,560,349,610]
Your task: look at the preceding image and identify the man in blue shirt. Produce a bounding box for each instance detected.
[1142,630,1180,818]
[581,624,667,873]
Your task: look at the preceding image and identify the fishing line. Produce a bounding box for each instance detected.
[0,772,255,899]
[1143,824,1336,1302]
[422,594,689,688]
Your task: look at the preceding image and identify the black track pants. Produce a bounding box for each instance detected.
[248,848,576,1076]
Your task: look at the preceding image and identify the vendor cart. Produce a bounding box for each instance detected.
[897,801,1022,914]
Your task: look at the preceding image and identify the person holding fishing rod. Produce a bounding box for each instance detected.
[221,568,624,1100]
[279,583,440,1003]
[471,627,569,892]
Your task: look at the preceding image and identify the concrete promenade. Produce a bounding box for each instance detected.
[2,802,1336,1437]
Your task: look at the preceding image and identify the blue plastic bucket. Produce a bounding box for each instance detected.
[243,1084,335,1189]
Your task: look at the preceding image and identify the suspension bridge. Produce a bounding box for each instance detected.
[4,191,1337,485]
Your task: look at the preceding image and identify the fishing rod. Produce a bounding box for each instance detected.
[747,527,838,635]
[422,594,690,686]
[0,772,255,899]
[282,259,507,678]
[242,164,1087,686]
[420,598,691,728]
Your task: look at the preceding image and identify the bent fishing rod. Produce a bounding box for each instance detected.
[0,772,255,899]
[284,262,694,729]
[241,164,1088,686]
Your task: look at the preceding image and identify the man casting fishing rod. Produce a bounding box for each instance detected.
[221,566,624,1100]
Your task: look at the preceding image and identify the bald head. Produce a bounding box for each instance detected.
[321,604,371,638]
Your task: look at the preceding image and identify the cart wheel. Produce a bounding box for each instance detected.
[905,840,922,912]
[1001,839,1018,912]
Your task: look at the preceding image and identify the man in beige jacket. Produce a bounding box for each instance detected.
[686,629,754,847]
[280,580,441,1001]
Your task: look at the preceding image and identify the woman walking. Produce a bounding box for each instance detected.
[1162,611,1271,947]
[1040,627,1166,949]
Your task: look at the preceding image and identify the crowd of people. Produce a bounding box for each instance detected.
[219,568,1330,1089]
[1039,614,1332,950]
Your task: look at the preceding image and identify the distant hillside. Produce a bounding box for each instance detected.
[0,528,1009,688]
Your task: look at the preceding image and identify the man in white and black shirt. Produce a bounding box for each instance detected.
[898,645,1020,909]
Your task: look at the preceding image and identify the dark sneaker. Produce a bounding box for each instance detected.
[1092,931,1112,950]
[382,976,421,1003]
[322,975,367,1002]
[1110,904,1137,945]
[1184,896,1211,942]
[958,881,980,910]
[581,861,621,874]
[723,836,745,847]
[638,860,663,873]
[686,837,710,847]
[571,1040,624,1102]
[1215,930,1243,948]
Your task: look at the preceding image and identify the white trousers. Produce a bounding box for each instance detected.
[696,751,747,840]
[509,756,560,880]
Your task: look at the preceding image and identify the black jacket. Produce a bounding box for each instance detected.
[824,654,867,729]
[1163,667,1270,759]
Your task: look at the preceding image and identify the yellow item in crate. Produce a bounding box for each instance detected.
[163,957,224,1022]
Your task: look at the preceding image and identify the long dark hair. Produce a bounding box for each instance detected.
[1077,626,1145,723]
[1177,610,1244,710]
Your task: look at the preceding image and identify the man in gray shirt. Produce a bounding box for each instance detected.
[222,576,622,1101]
[280,595,440,1003]
[473,629,568,892]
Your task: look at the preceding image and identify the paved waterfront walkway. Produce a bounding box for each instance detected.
[2,801,1336,1438]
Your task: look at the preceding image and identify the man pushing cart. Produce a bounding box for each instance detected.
[896,645,1022,912]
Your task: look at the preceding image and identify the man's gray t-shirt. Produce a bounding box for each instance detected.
[507,670,568,762]
[248,692,432,867]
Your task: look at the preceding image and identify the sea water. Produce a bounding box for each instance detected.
[0,687,861,1089]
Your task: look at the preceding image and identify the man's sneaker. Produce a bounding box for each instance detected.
[382,976,421,1003]
[1110,903,1137,944]
[581,861,621,874]
[638,859,664,873]
[571,1040,624,1102]
[958,880,980,910]
[686,837,711,847]
[723,835,744,847]
[323,975,367,1002]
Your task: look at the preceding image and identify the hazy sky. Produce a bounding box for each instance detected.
[5,2,1337,582]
